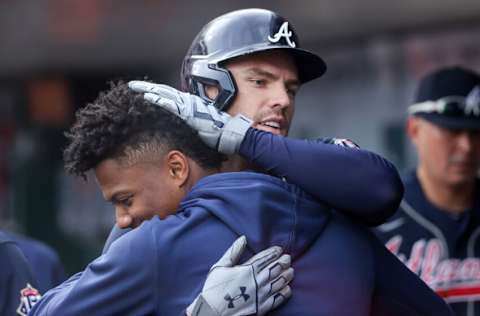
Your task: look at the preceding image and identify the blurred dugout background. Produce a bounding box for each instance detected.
[0,0,479,274]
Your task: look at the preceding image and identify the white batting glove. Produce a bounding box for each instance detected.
[128,81,252,155]
[186,236,293,316]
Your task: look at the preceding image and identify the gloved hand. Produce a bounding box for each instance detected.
[128,81,252,155]
[186,235,293,316]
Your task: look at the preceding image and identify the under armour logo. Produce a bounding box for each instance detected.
[224,286,250,309]
[268,22,296,48]
[465,86,480,116]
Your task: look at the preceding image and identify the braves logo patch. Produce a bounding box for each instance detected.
[17,283,41,316]
[268,22,296,48]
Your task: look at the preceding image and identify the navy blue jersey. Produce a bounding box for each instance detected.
[375,171,480,315]
[5,232,66,293]
[0,231,42,316]
[31,172,451,316]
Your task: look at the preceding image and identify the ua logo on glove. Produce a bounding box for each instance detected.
[225,286,250,308]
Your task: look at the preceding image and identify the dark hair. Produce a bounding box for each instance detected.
[64,81,225,178]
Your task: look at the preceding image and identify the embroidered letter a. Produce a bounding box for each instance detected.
[268,22,296,48]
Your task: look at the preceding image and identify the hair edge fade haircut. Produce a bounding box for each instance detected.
[63,81,225,179]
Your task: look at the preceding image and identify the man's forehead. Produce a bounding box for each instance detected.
[227,52,299,80]
[94,159,127,197]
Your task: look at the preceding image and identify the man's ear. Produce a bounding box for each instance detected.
[406,116,420,146]
[166,150,190,188]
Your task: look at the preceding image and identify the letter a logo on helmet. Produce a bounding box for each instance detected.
[268,22,296,48]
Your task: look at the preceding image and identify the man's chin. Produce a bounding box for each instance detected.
[447,172,478,187]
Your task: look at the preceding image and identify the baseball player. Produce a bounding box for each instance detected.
[103,8,403,246]
[31,82,451,315]
[375,66,480,315]
[30,82,294,316]
[0,230,42,316]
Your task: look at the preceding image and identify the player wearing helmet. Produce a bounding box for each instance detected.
[31,8,451,316]
[31,81,451,316]
[180,8,325,111]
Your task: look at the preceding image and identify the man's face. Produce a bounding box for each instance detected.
[408,117,480,187]
[95,158,183,229]
[224,50,299,136]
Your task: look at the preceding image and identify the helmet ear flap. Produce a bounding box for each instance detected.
[185,60,237,111]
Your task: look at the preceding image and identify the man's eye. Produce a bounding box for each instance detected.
[250,79,266,86]
[120,198,132,207]
[112,197,132,207]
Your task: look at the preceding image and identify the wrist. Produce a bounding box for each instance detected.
[218,115,252,155]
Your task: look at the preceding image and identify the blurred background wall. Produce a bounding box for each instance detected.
[0,0,479,274]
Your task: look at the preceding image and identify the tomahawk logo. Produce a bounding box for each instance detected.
[465,86,480,116]
[224,286,250,308]
[268,22,296,48]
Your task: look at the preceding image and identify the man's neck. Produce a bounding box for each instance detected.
[417,168,476,214]
[220,155,262,173]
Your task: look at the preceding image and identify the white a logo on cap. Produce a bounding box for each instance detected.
[268,22,296,48]
[465,86,480,116]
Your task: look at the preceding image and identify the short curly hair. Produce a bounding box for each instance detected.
[64,81,225,179]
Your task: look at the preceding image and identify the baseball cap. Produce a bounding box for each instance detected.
[408,66,480,130]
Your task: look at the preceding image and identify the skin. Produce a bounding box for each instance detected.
[407,116,480,213]
[207,50,300,137]
[95,150,217,229]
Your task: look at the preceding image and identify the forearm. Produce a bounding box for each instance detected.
[239,128,404,226]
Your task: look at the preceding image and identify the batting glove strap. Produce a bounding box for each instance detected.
[218,115,253,155]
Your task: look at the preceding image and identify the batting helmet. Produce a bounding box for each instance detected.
[180,8,327,110]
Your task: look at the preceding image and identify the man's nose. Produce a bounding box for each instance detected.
[456,131,479,153]
[115,207,133,229]
[270,84,292,110]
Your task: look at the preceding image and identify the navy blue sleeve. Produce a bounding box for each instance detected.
[102,224,131,254]
[239,128,404,226]
[0,237,40,316]
[29,228,157,316]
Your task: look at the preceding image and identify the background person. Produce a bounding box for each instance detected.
[375,66,480,315]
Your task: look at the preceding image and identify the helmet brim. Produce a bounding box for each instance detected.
[216,45,327,84]
[287,47,327,83]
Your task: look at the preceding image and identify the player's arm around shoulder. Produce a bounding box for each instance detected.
[29,222,158,316]
[240,129,404,226]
